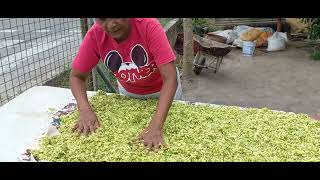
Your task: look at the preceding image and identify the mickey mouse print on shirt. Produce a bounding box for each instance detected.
[104,44,158,83]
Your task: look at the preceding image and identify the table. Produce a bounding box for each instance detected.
[0,86,95,161]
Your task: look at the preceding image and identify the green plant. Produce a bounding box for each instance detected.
[33,91,320,162]
[96,62,118,93]
[311,50,320,60]
[300,18,320,39]
[158,18,174,27]
[309,24,320,40]
[300,18,320,27]
[64,63,70,70]
[192,18,216,36]
[192,18,208,27]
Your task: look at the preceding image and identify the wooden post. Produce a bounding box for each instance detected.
[277,18,282,32]
[182,18,194,78]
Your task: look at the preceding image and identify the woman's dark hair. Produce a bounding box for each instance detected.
[97,18,125,21]
[97,18,106,21]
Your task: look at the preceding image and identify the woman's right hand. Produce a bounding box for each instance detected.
[72,107,100,135]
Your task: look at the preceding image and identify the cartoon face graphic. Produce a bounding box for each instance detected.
[104,44,157,83]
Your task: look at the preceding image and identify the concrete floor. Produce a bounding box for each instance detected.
[182,41,320,115]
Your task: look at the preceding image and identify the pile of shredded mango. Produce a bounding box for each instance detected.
[33,91,320,162]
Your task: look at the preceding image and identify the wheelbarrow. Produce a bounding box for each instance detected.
[192,34,234,74]
[174,33,234,75]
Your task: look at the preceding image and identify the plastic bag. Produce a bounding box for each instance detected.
[233,25,252,37]
[240,28,263,41]
[233,37,243,47]
[228,25,255,46]
[257,27,275,34]
[227,31,238,44]
[267,32,287,51]
[255,32,273,47]
[210,30,232,38]
[278,32,288,42]
[209,30,237,44]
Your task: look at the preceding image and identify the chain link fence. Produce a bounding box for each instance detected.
[0,18,176,106]
[0,18,85,105]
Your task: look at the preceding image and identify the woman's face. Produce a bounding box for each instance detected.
[98,18,130,42]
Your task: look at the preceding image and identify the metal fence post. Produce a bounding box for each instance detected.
[79,18,95,91]
[87,18,99,91]
[80,18,88,39]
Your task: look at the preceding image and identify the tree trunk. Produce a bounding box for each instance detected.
[182,18,194,78]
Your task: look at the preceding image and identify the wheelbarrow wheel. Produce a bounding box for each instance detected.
[193,56,206,75]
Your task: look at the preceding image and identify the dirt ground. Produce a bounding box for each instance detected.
[181,41,320,115]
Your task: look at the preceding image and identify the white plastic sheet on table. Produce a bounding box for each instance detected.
[0,86,96,162]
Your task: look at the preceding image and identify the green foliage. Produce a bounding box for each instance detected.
[158,18,174,27]
[300,18,320,39]
[309,24,320,40]
[192,18,216,36]
[311,50,320,60]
